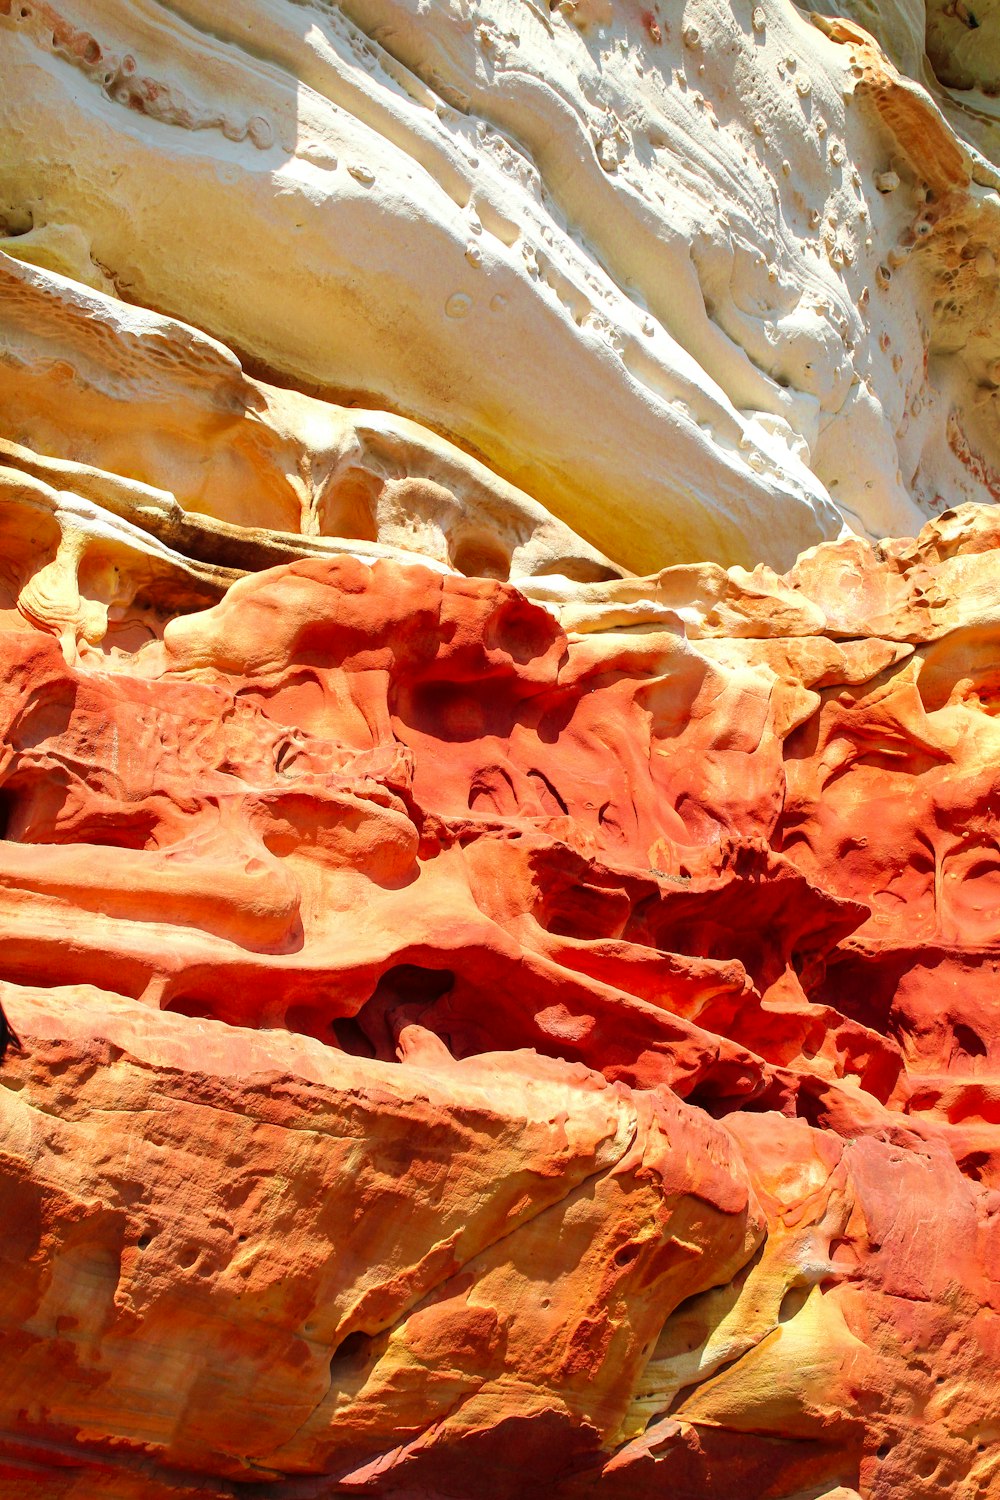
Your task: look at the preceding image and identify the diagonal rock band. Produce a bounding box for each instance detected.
[0,0,998,1496]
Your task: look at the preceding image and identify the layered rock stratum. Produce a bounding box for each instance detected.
[1,1,1000,1497]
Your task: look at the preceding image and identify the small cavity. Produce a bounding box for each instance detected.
[445,291,473,319]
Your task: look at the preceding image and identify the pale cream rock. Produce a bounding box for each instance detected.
[4,0,1000,571]
[0,250,621,608]
[2,0,1000,570]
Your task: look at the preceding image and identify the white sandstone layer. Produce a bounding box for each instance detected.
[2,0,1000,574]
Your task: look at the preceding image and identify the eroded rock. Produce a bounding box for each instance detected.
[1,1,999,1497]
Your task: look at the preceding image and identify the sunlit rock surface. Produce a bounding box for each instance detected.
[1,1,1000,1497]
[5,0,1000,570]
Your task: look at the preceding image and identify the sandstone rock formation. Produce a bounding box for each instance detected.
[1,1,1000,1498]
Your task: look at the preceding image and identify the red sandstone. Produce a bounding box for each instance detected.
[0,507,997,1496]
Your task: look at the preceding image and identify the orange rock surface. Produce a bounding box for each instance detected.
[1,506,998,1498]
[5,0,1000,1488]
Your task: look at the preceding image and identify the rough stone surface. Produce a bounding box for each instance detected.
[1,1,1000,1498]
[1,520,999,1497]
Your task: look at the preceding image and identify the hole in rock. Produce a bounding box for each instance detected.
[329,1329,371,1369]
[7,672,77,753]
[405,681,507,742]
[829,1236,860,1271]
[164,994,215,1022]
[2,944,152,1003]
[316,467,381,542]
[0,789,15,841]
[483,594,561,665]
[954,1022,988,1059]
[778,1284,810,1323]
[330,1015,376,1058]
[534,694,576,746]
[57,810,159,851]
[530,558,621,584]
[533,869,631,941]
[813,948,907,1034]
[0,772,75,845]
[451,533,512,581]
[379,964,455,1005]
[958,1151,990,1181]
[345,965,458,1060]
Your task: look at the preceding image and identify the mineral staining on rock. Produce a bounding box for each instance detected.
[3,512,1000,1500]
[1,0,999,1497]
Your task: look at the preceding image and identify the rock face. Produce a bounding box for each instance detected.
[1,2,1000,1498]
[3,513,1000,1498]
